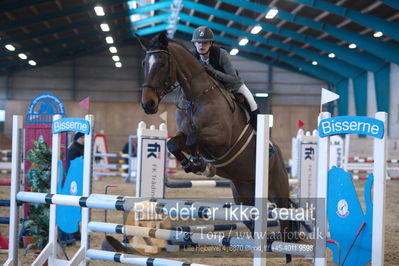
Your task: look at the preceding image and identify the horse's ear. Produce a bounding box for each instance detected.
[135,33,149,50]
[158,31,168,48]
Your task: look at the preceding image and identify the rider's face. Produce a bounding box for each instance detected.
[194,41,212,55]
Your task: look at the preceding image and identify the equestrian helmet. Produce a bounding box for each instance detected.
[191,26,215,42]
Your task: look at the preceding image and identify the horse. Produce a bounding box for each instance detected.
[136,32,295,261]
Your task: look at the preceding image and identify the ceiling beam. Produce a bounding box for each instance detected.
[185,0,384,72]
[379,0,399,10]
[176,23,344,84]
[288,0,399,42]
[0,0,127,33]
[0,38,134,76]
[150,28,324,81]
[180,2,362,78]
[0,0,53,13]
[0,1,169,47]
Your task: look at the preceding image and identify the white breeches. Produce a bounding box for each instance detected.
[238,84,258,111]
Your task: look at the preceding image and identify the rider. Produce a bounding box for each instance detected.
[191,26,259,129]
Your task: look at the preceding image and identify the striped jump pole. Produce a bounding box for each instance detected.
[0,217,10,224]
[93,164,129,170]
[0,200,10,206]
[148,198,314,222]
[0,178,11,186]
[94,153,129,158]
[93,172,129,178]
[86,249,209,266]
[16,191,314,223]
[89,221,254,249]
[165,180,231,188]
[88,221,314,258]
[16,192,135,211]
[171,223,248,233]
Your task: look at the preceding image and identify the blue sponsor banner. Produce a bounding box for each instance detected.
[319,116,384,139]
[52,118,90,134]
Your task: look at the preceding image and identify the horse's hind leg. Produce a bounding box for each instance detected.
[167,132,196,173]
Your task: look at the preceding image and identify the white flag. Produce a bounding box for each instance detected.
[321,88,340,105]
[159,111,167,122]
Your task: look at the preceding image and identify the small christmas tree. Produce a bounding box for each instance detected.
[24,136,51,253]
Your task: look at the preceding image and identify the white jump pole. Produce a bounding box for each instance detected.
[315,112,330,266]
[253,114,271,266]
[4,115,23,266]
[372,112,387,265]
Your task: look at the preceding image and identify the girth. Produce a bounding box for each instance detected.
[204,124,276,169]
[204,123,255,168]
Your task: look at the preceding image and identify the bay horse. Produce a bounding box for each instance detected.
[136,32,294,261]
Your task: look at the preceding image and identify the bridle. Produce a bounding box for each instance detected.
[140,49,179,99]
[140,48,205,101]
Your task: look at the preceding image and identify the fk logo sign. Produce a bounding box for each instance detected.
[147,142,161,159]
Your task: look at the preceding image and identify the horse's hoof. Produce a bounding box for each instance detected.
[202,163,216,177]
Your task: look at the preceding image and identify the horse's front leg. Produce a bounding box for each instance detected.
[167,131,196,173]
[186,133,216,177]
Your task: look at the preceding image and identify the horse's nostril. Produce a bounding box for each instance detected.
[142,100,157,114]
[146,100,155,109]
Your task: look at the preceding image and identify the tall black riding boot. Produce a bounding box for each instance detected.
[250,109,260,130]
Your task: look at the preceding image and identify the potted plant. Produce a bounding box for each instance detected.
[23,136,52,254]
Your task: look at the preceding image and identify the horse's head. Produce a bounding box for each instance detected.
[136,32,176,114]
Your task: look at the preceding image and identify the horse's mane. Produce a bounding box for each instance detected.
[168,39,202,65]
[147,33,202,67]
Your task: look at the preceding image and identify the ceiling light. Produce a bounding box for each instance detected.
[328,53,335,58]
[348,43,357,49]
[109,46,117,53]
[5,44,15,51]
[239,38,248,46]
[28,60,37,66]
[18,53,27,60]
[94,6,105,16]
[265,7,278,19]
[254,93,269,98]
[105,36,114,44]
[112,55,120,61]
[312,61,318,65]
[115,62,122,68]
[100,23,110,32]
[128,0,138,9]
[250,25,262,34]
[373,31,383,38]
[230,48,239,55]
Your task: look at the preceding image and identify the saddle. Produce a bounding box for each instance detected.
[216,86,251,123]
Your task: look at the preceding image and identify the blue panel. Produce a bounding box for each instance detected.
[215,0,385,71]
[336,79,349,116]
[374,63,390,112]
[353,72,368,116]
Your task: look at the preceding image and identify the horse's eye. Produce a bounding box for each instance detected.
[141,60,145,68]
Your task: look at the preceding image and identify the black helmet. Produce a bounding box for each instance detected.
[191,26,215,42]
